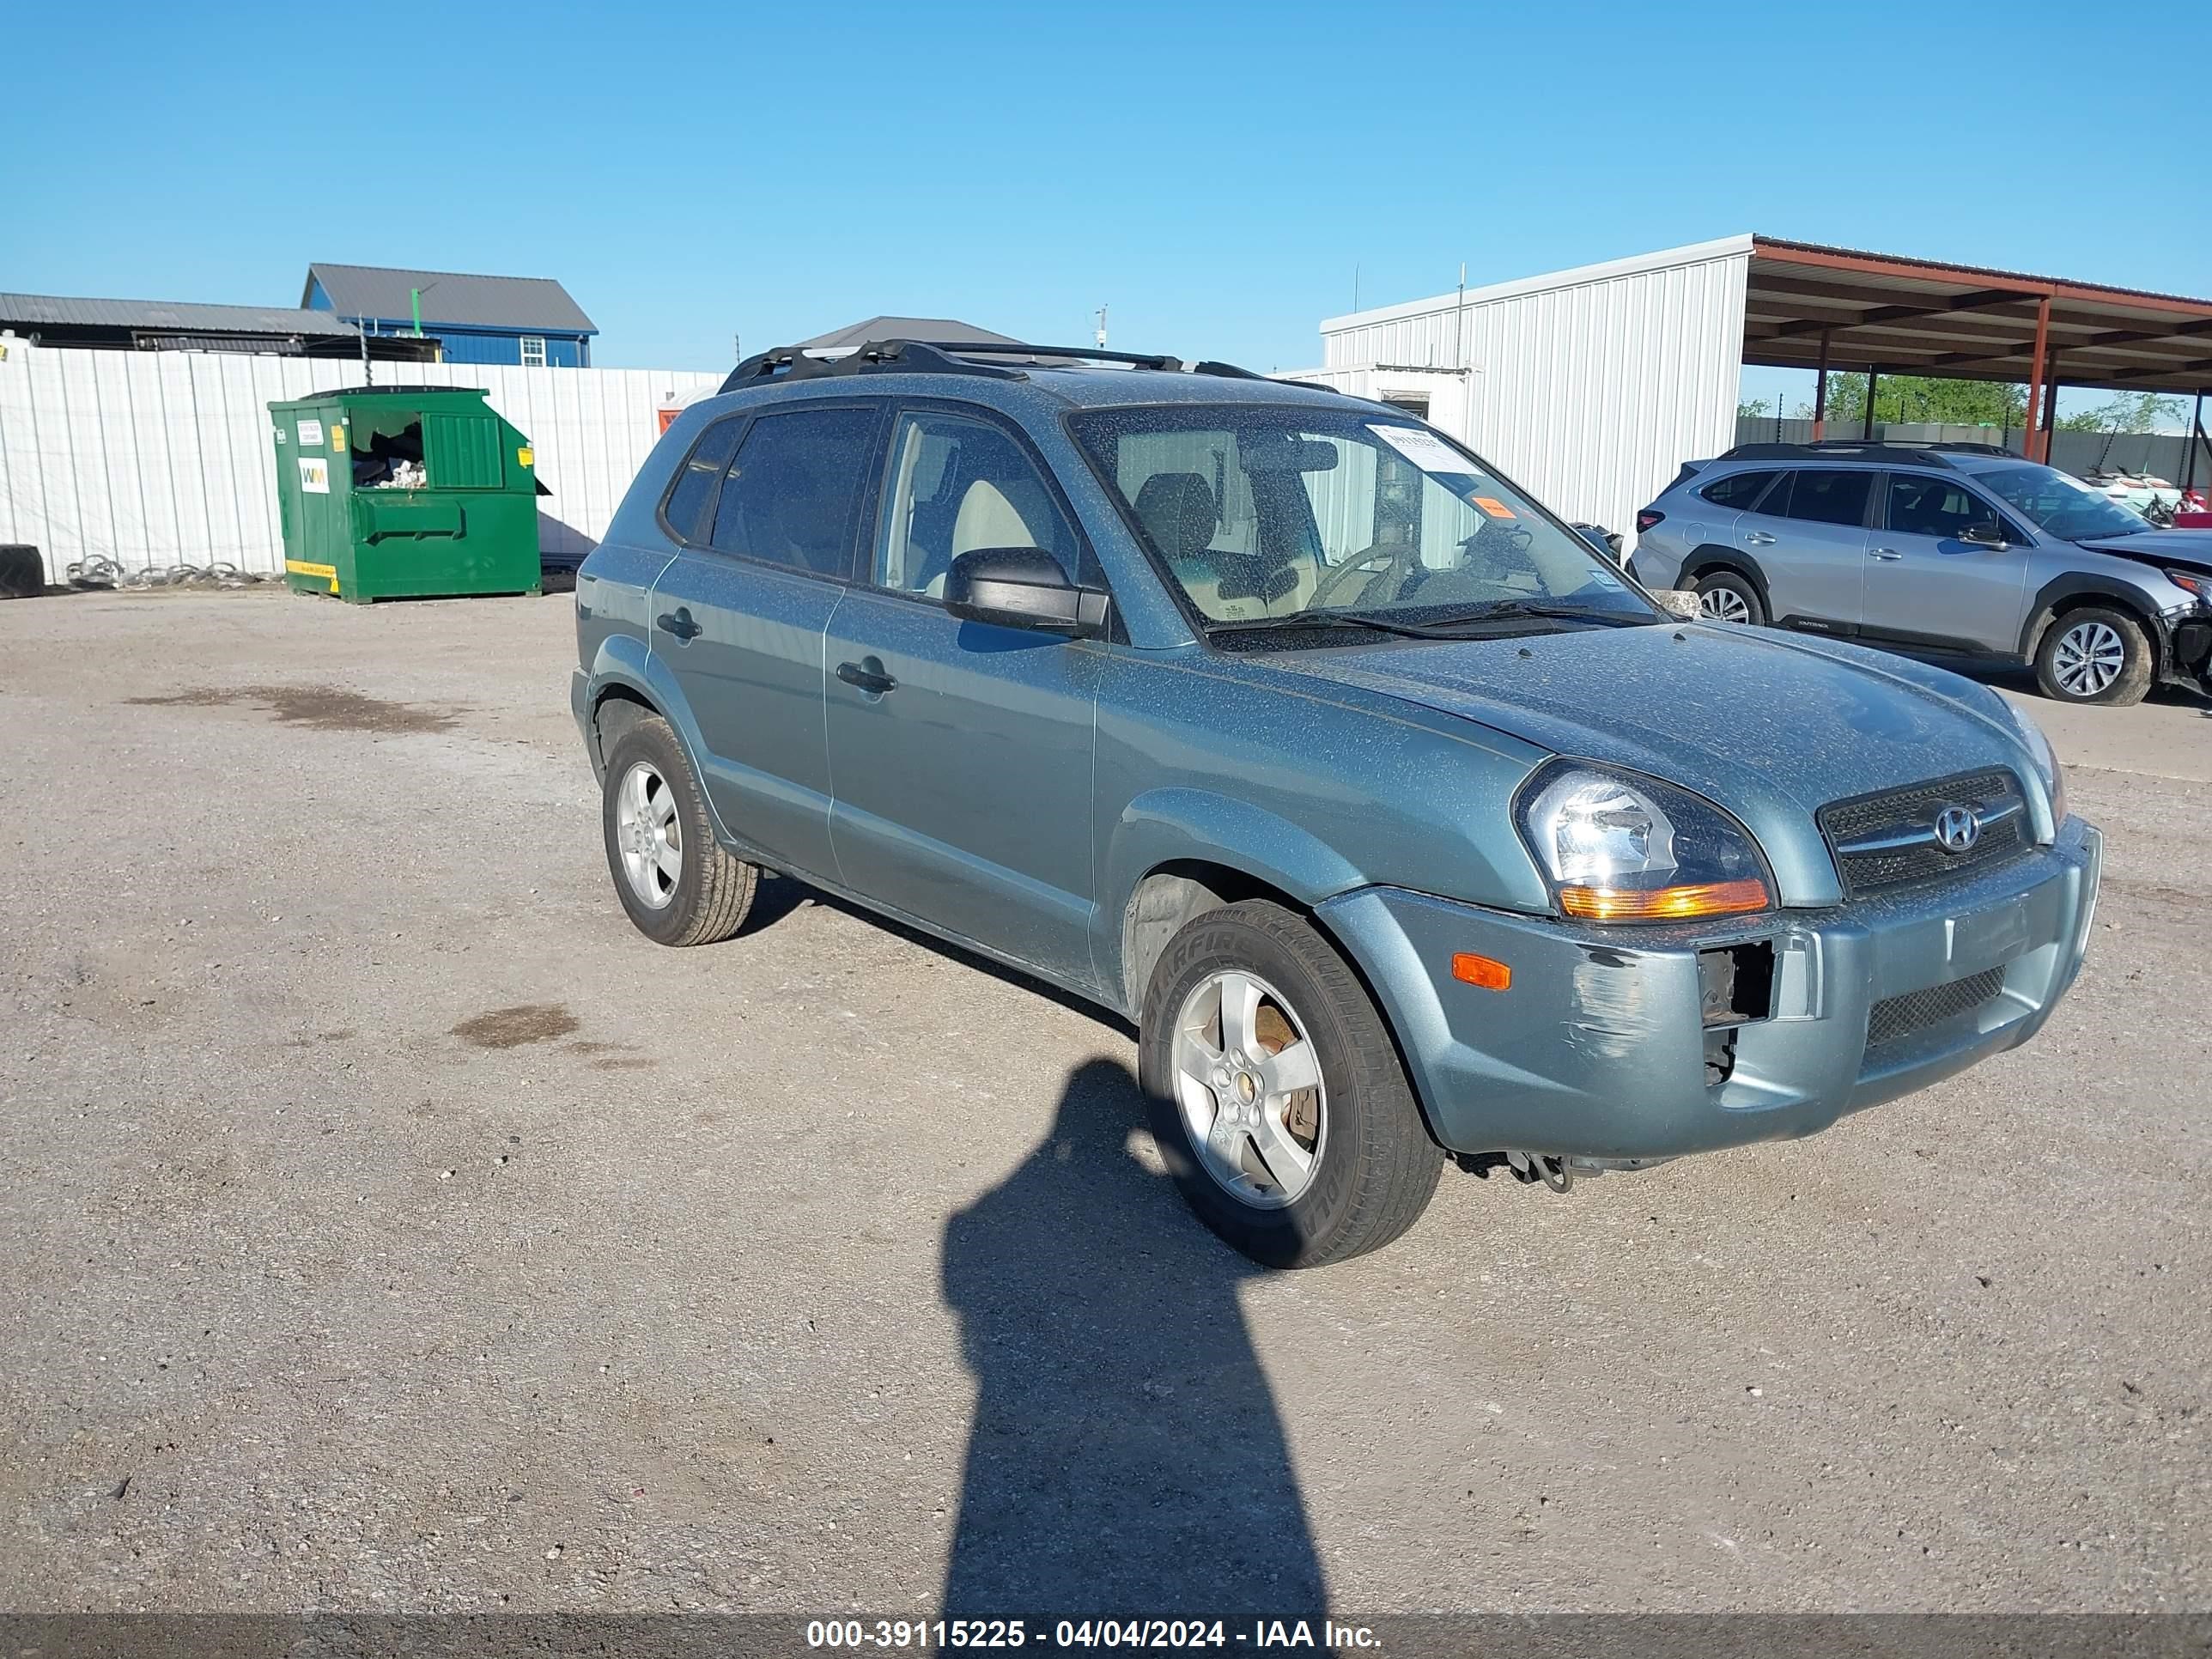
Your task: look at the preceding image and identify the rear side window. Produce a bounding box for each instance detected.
[1779,469,1872,527]
[1699,470,1773,510]
[1887,474,2014,541]
[708,405,883,576]
[663,418,743,543]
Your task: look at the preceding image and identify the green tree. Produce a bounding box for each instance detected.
[2054,392,2187,433]
[1819,373,2027,429]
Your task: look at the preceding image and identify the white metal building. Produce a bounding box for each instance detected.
[1291,231,2212,550]
[1285,235,1753,546]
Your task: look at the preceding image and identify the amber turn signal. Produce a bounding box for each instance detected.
[1558,879,1770,922]
[1450,951,1512,991]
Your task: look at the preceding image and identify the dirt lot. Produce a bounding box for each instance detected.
[0,586,2206,1615]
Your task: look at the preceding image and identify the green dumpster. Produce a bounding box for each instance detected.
[270,386,543,602]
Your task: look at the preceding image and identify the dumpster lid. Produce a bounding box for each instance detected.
[307,385,493,398]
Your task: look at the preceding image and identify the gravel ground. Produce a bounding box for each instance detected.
[0,586,2204,1615]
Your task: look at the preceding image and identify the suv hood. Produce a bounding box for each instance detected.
[2074,527,2212,575]
[1268,622,2034,907]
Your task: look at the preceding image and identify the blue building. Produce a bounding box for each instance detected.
[302,263,596,368]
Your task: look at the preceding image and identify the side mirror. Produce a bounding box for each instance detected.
[944,547,1108,636]
[1654,588,1704,622]
[1959,524,2008,550]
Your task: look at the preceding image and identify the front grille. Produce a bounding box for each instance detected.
[1819,769,2030,895]
[1866,966,2007,1048]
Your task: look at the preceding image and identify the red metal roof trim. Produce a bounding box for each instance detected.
[1752,236,2212,319]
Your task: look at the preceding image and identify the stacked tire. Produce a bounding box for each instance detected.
[0,545,43,600]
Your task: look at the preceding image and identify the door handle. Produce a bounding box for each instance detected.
[1743,531,1777,544]
[1868,548,1903,561]
[655,606,702,641]
[836,658,897,696]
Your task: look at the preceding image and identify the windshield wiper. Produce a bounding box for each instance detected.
[1206,611,1453,641]
[1407,599,1654,629]
[1211,601,1652,641]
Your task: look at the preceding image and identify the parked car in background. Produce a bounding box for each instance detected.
[1571,521,1623,559]
[1629,441,2212,706]
[572,345,2098,1267]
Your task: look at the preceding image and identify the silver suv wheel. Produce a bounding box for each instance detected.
[615,761,683,909]
[1699,587,1753,624]
[1170,969,1326,1208]
[2050,620,2126,698]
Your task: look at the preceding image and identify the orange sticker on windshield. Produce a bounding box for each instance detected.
[1472,495,1516,519]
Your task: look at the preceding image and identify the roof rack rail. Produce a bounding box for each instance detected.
[714,337,1349,398]
[722,337,1120,393]
[912,341,1186,370]
[1721,440,1962,469]
[722,346,837,389]
[843,340,1028,379]
[1188,360,1335,394]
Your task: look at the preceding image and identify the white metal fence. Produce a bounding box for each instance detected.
[0,342,723,582]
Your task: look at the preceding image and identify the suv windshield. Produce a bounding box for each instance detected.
[1067,405,1659,634]
[1973,462,2152,541]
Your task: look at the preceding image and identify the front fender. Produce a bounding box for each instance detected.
[1094,787,1369,1006]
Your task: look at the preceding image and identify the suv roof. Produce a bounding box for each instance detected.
[716,337,1352,411]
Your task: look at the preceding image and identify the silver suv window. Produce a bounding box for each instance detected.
[1765,469,1872,527]
[1886,474,2017,542]
[1698,470,1773,510]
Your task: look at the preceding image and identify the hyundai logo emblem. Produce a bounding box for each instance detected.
[1934,805,1981,854]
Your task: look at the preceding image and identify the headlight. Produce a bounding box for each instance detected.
[2166,568,2212,607]
[1516,763,1772,922]
[1997,696,2065,828]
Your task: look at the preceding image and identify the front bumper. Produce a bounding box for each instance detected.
[1317,817,2100,1161]
[2167,612,2212,690]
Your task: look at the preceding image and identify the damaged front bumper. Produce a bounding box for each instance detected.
[2169,613,2212,692]
[1317,817,2101,1162]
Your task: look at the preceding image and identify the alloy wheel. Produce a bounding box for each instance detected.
[615,761,683,908]
[1698,587,1753,624]
[2052,620,2125,697]
[1170,969,1326,1208]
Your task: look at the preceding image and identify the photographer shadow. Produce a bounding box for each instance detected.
[939,1057,1324,1618]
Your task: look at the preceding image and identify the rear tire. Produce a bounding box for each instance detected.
[1138,901,1441,1268]
[600,714,757,946]
[2034,606,2153,707]
[1693,568,1765,626]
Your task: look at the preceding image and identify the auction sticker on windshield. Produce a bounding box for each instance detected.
[1369,422,1474,474]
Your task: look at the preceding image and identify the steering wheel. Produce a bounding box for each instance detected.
[1309,542,1414,611]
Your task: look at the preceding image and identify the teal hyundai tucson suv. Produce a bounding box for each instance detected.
[571,340,2100,1267]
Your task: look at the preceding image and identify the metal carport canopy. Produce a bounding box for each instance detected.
[1742,236,2212,462]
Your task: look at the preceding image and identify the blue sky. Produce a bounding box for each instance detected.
[8,0,2207,409]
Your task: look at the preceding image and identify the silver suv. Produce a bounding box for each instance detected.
[1628,441,2212,706]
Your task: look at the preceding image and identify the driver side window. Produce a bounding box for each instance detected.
[873,411,1079,600]
[1887,473,2020,543]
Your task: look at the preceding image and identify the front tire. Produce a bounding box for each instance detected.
[1693,568,1765,626]
[600,714,757,945]
[1138,901,1441,1268]
[2035,607,2153,707]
